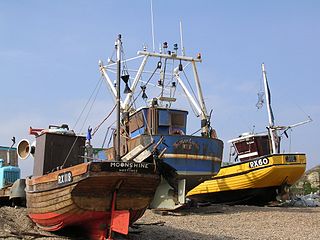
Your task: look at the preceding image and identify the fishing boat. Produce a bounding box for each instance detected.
[187,63,312,205]
[17,35,161,240]
[99,38,223,209]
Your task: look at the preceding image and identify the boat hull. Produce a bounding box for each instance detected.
[26,161,160,238]
[128,134,223,192]
[187,154,306,205]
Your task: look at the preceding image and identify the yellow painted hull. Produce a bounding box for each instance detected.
[187,154,306,204]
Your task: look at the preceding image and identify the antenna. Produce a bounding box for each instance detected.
[180,21,185,56]
[150,0,155,52]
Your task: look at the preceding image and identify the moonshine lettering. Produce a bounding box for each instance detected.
[110,162,149,169]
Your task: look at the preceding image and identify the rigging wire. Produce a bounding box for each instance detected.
[78,78,103,134]
[107,128,115,148]
[101,126,110,148]
[127,63,160,111]
[72,76,104,130]
[62,77,103,168]
[126,60,166,141]
[190,128,202,136]
[179,70,200,116]
[182,69,200,106]
[92,104,117,136]
[129,80,154,141]
[294,102,312,120]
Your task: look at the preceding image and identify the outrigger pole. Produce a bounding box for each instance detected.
[261,63,278,154]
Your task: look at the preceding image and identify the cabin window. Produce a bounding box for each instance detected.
[130,127,145,138]
[235,139,258,154]
[255,135,271,156]
[234,137,260,161]
[129,111,146,138]
[171,112,185,128]
[170,112,186,135]
[157,110,169,134]
[159,110,170,126]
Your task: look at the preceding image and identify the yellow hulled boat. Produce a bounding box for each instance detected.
[187,152,306,205]
[188,63,311,205]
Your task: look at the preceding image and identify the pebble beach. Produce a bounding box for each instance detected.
[0,204,319,240]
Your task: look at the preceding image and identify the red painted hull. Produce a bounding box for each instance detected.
[26,162,160,239]
[29,208,145,239]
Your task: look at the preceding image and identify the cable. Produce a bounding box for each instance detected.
[127,63,159,111]
[62,77,103,168]
[182,69,200,107]
[72,76,103,130]
[92,104,116,136]
[101,127,111,148]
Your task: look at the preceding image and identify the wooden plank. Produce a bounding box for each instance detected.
[27,163,89,186]
[28,198,74,214]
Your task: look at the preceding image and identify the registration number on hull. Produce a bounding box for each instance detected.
[57,171,73,185]
[249,158,269,168]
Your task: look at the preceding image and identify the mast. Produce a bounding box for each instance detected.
[179,21,185,56]
[150,0,155,52]
[116,34,122,161]
[261,63,278,154]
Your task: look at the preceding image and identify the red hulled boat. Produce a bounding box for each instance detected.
[17,35,161,239]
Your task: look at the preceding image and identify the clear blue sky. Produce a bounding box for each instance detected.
[0,1,319,177]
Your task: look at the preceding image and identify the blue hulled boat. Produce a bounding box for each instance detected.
[99,40,223,209]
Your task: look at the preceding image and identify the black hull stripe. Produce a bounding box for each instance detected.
[190,186,279,205]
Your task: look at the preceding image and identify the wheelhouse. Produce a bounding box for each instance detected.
[229,133,272,162]
[127,106,188,138]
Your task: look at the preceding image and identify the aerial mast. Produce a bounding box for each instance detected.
[150,0,155,52]
[179,21,185,56]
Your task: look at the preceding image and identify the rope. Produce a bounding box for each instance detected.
[61,77,103,168]
[190,128,201,136]
[294,102,312,119]
[180,69,203,116]
[107,129,115,148]
[127,63,159,111]
[72,76,103,130]
[182,69,201,107]
[92,104,116,136]
[101,127,110,148]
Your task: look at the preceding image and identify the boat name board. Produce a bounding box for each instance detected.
[173,138,199,151]
[249,158,269,168]
[93,162,155,174]
[111,162,151,173]
[57,171,73,185]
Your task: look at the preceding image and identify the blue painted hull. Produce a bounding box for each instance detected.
[152,135,223,191]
